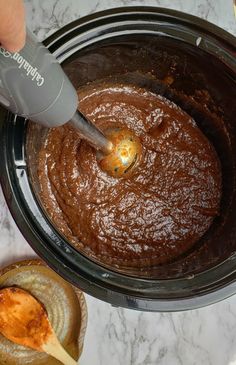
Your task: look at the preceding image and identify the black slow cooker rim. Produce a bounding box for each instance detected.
[1,7,236,311]
[44,6,236,49]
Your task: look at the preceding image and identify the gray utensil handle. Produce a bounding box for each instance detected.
[0,30,78,127]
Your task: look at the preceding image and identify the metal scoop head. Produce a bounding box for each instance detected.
[97,127,142,178]
[70,111,142,178]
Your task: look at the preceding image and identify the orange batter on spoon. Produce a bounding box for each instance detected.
[0,287,77,365]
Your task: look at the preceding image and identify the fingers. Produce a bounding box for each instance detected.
[0,0,26,52]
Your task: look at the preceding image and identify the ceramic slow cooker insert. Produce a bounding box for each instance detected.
[1,7,236,311]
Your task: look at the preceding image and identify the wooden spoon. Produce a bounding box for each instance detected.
[0,287,78,365]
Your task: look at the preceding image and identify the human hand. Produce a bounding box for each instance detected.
[0,0,26,52]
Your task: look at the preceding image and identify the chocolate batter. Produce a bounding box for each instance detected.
[38,83,221,269]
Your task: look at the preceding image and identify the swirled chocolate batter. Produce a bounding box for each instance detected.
[38,83,221,269]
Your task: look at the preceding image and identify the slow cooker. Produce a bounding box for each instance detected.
[0,7,236,311]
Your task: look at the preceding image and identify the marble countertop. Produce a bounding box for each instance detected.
[0,0,236,364]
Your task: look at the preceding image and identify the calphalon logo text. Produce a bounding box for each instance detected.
[0,47,44,86]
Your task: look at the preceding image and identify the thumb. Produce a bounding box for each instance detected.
[0,0,26,52]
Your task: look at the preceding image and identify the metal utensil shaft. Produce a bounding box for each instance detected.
[69,111,113,155]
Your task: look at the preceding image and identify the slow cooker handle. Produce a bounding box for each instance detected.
[0,29,78,127]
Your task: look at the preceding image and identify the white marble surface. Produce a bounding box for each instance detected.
[0,0,236,364]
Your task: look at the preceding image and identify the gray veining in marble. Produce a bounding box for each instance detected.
[24,0,236,39]
[0,1,236,364]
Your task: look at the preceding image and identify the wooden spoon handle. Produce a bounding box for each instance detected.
[42,334,78,365]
